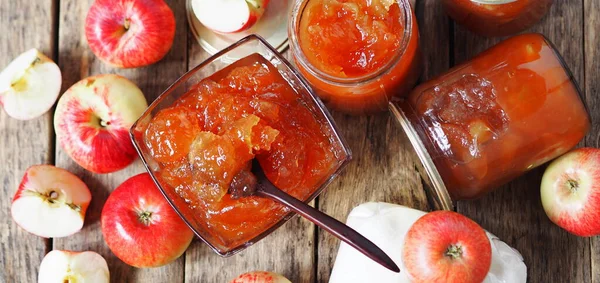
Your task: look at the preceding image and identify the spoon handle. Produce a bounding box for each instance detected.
[256,183,400,273]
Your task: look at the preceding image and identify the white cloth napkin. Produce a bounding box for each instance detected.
[328,202,527,283]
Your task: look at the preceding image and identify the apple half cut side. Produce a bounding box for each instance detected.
[192,0,270,34]
[38,250,109,283]
[11,165,91,238]
[0,48,61,120]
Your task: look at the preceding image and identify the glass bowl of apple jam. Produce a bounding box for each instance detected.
[130,35,351,256]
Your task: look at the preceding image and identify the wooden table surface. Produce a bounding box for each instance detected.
[1,0,598,282]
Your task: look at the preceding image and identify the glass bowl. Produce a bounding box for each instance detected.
[129,35,352,256]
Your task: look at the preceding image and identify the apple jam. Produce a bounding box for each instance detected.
[144,54,338,249]
[442,0,553,37]
[391,34,590,202]
[290,0,421,114]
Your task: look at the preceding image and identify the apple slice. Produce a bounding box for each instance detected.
[230,271,291,283]
[0,48,61,120]
[192,0,270,34]
[38,250,109,283]
[11,165,91,238]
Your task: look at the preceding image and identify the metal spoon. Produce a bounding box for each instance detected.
[229,159,400,273]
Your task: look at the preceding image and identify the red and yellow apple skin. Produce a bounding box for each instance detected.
[230,271,291,283]
[85,0,176,68]
[11,165,91,238]
[541,147,600,237]
[402,211,492,283]
[101,173,194,268]
[54,74,147,174]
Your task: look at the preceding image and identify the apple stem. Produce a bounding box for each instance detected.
[445,244,463,260]
[567,179,579,193]
[138,211,153,226]
[123,18,131,31]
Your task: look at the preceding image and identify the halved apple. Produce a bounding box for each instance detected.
[0,49,61,120]
[38,250,109,283]
[192,0,270,34]
[11,165,91,238]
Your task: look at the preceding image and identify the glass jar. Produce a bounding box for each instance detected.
[289,0,421,114]
[442,0,554,37]
[130,35,351,256]
[390,33,590,208]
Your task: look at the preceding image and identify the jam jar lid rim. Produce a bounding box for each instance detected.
[388,103,454,211]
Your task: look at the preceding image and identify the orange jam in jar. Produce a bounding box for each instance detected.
[289,0,421,114]
[144,54,341,249]
[391,34,590,204]
[443,0,553,37]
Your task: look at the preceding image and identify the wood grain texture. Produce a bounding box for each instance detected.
[315,1,433,281]
[453,1,591,282]
[316,112,430,282]
[52,0,188,282]
[182,38,316,283]
[585,0,600,281]
[0,1,56,282]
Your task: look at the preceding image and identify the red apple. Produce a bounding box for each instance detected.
[402,211,492,283]
[192,0,270,34]
[85,0,176,68]
[0,48,61,120]
[230,271,291,283]
[541,147,600,236]
[38,250,109,283]
[11,165,91,238]
[54,74,148,174]
[101,173,194,268]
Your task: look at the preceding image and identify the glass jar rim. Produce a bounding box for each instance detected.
[389,103,454,211]
[288,0,414,85]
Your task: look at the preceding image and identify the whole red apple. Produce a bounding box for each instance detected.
[230,271,291,283]
[85,0,176,68]
[192,0,270,34]
[402,211,492,283]
[101,173,194,268]
[541,147,600,236]
[54,74,148,174]
[11,165,91,238]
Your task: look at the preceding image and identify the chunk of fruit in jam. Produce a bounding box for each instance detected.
[187,115,279,201]
[145,107,201,163]
[300,0,403,77]
[420,74,509,164]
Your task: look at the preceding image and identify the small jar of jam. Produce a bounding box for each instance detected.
[289,0,421,114]
[390,33,590,208]
[442,0,554,37]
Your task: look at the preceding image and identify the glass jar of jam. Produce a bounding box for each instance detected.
[289,0,421,114]
[390,33,590,208]
[442,0,554,37]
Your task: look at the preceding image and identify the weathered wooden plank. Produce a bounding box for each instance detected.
[453,1,591,282]
[314,1,432,281]
[0,1,57,282]
[182,39,316,283]
[0,0,56,282]
[53,0,188,282]
[585,0,600,281]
